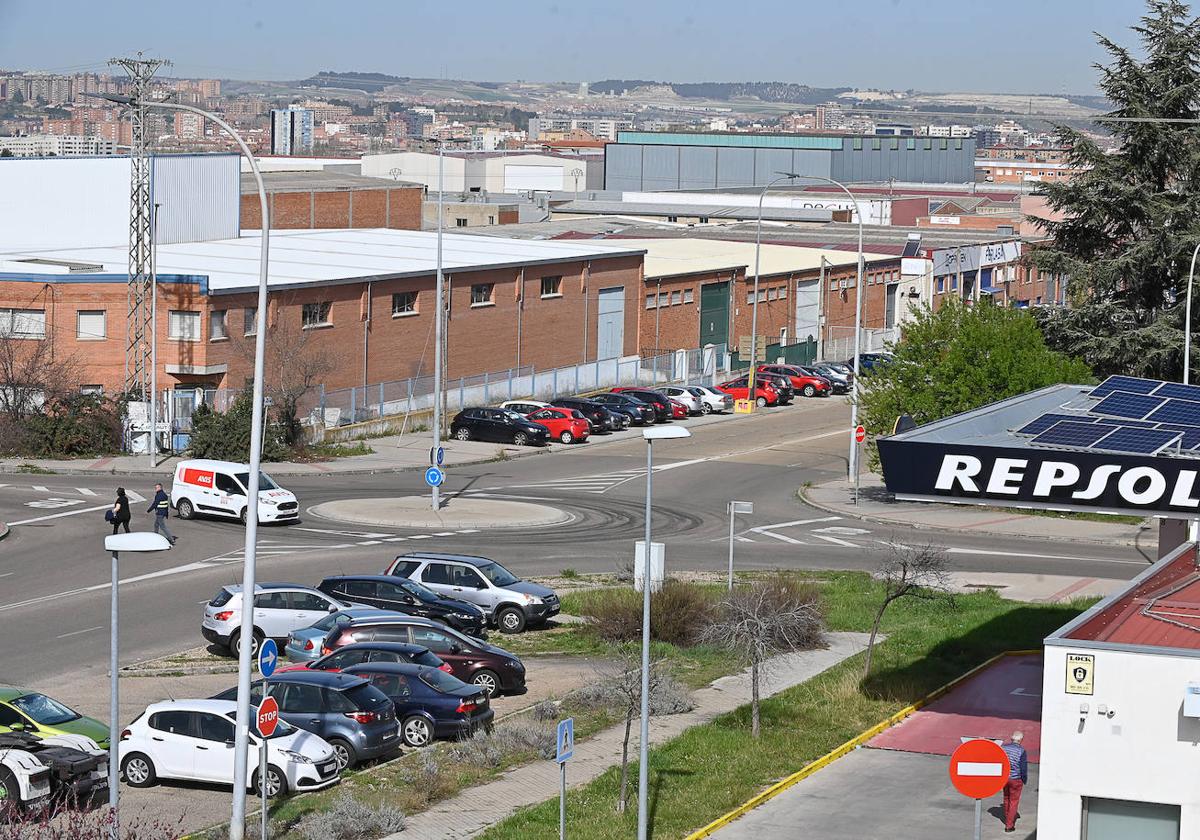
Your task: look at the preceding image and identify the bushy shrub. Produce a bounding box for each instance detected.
[448,718,556,769]
[298,793,406,840]
[188,388,289,462]
[1,394,122,457]
[579,581,716,646]
[530,699,559,721]
[0,806,182,840]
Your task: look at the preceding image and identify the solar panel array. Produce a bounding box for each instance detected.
[1013,375,1200,457]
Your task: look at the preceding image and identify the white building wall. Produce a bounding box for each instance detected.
[360,152,466,191]
[621,191,890,226]
[1039,644,1200,838]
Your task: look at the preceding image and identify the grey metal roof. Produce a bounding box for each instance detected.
[240,171,423,193]
[550,200,833,223]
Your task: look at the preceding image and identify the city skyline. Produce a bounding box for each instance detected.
[0,0,1148,94]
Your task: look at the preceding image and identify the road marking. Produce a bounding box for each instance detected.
[811,533,858,547]
[0,572,11,579]
[735,536,755,543]
[945,547,1146,565]
[457,529,480,534]
[1011,687,1042,697]
[293,527,392,538]
[432,532,455,537]
[9,503,114,526]
[382,537,408,542]
[753,530,807,545]
[76,487,99,496]
[31,485,49,493]
[56,626,102,639]
[356,540,383,546]
[813,526,871,536]
[408,534,432,539]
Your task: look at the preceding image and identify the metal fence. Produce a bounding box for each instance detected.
[821,327,898,363]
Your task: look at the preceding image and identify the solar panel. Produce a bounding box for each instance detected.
[1152,382,1200,402]
[1090,376,1162,398]
[1145,398,1200,426]
[1016,413,1091,435]
[1093,417,1157,428]
[1032,421,1116,448]
[1092,426,1182,455]
[1093,392,1165,420]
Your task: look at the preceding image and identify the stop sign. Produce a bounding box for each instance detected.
[256,696,280,738]
[855,425,866,443]
[949,739,1010,799]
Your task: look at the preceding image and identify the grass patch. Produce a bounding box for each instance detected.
[297,441,374,460]
[984,505,1145,525]
[16,462,55,474]
[478,573,1084,840]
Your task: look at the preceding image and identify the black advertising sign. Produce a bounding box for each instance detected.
[877,437,1200,518]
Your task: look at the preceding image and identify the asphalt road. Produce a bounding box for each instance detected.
[0,398,1153,688]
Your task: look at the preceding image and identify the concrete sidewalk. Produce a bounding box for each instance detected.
[803,473,1153,547]
[383,632,874,840]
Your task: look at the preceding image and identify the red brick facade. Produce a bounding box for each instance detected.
[239,185,423,231]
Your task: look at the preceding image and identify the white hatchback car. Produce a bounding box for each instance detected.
[120,699,339,796]
[660,386,704,415]
[686,385,735,414]
[498,399,549,415]
[202,582,358,658]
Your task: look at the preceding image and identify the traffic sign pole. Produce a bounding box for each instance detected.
[853,425,865,505]
[556,717,574,840]
[973,798,982,840]
[256,641,278,840]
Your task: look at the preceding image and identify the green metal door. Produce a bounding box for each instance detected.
[699,281,729,349]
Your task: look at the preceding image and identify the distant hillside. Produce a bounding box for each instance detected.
[299,71,411,92]
[591,80,849,104]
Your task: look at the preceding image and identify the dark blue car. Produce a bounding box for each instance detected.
[344,662,494,748]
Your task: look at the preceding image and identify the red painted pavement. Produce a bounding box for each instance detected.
[869,654,1042,762]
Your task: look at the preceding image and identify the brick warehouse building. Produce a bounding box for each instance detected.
[238,171,424,231]
[0,230,646,398]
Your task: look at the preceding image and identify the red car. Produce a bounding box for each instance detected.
[526,406,591,444]
[756,364,831,398]
[276,641,452,675]
[667,399,688,419]
[717,376,779,407]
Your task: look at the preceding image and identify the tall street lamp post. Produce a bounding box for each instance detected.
[99,94,272,840]
[1185,241,1200,385]
[747,174,802,404]
[103,531,171,840]
[636,424,691,840]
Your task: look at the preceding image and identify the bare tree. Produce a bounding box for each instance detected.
[864,542,952,678]
[700,576,824,738]
[0,332,79,424]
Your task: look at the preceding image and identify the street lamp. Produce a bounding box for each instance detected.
[97,93,272,840]
[773,172,866,501]
[1185,241,1200,384]
[103,531,171,840]
[747,174,803,407]
[636,423,690,840]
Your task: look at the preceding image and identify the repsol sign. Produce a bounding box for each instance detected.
[877,439,1200,517]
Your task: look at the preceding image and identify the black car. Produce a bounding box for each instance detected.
[611,388,672,422]
[344,662,494,747]
[551,397,621,433]
[756,373,795,405]
[318,575,487,637]
[589,392,655,425]
[450,407,549,446]
[281,641,450,674]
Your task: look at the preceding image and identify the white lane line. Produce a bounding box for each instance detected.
[755,517,841,531]
[432,532,455,537]
[752,530,808,545]
[408,534,433,540]
[382,537,408,542]
[56,625,102,639]
[811,533,857,547]
[945,547,1147,565]
[76,488,98,496]
[461,492,563,501]
[735,536,756,543]
[356,540,383,546]
[31,485,49,493]
[293,527,392,538]
[9,503,114,526]
[0,572,12,579]
[0,559,224,614]
[457,529,480,534]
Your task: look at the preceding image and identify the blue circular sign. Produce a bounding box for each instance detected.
[425,466,445,487]
[258,638,278,678]
[436,446,445,467]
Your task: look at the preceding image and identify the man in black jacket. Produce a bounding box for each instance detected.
[147,483,177,544]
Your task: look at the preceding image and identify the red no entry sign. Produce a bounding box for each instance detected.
[855,425,866,443]
[256,696,280,738]
[949,739,1010,799]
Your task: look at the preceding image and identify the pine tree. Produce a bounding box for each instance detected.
[1030,0,1200,378]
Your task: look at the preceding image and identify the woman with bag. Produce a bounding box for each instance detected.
[110,487,131,535]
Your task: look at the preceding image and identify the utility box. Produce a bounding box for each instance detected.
[1184,683,1200,718]
[633,541,664,593]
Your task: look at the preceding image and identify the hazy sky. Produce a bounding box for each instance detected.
[0,0,1151,93]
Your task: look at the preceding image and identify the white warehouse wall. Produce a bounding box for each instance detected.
[1039,644,1200,837]
[621,191,890,225]
[360,152,466,191]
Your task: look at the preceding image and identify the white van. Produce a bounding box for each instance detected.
[171,459,299,524]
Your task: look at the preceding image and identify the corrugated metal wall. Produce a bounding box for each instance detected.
[830,137,976,183]
[151,154,240,244]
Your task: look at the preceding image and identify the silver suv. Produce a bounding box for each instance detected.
[202,583,357,657]
[382,553,559,633]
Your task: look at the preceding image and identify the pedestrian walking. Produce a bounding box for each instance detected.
[147,482,177,545]
[1001,730,1028,833]
[110,488,131,535]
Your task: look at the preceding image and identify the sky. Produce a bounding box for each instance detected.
[0,0,1152,94]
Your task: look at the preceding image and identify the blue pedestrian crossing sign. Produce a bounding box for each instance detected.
[258,638,278,678]
[425,466,445,487]
[555,717,574,764]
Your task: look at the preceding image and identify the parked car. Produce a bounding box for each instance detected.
[119,699,339,795]
[660,386,704,415]
[808,363,852,394]
[203,583,358,658]
[667,398,689,419]
[550,397,621,433]
[171,459,298,524]
[525,406,591,444]
[0,686,111,750]
[717,376,779,407]
[847,352,894,373]
[754,371,796,404]
[588,392,655,425]
[384,552,560,633]
[498,399,549,415]
[317,575,487,636]
[344,663,494,748]
[610,387,674,422]
[285,608,407,663]
[686,384,734,414]
[450,408,549,446]
[321,615,526,697]
[211,671,399,770]
[276,641,450,675]
[757,364,831,399]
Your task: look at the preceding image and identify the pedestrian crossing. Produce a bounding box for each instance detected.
[0,483,145,502]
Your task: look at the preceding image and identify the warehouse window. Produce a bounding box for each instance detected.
[302,302,332,328]
[487,215,495,225]
[76,310,106,341]
[937,278,945,293]
[767,289,777,301]
[683,289,694,304]
[778,285,787,298]
[670,290,682,305]
[540,276,562,298]
[392,292,417,317]
[659,291,669,307]
[470,283,494,306]
[889,138,900,150]
[80,384,103,396]
[852,137,863,151]
[209,310,227,341]
[871,138,881,151]
[455,218,468,227]
[645,294,656,310]
[746,290,755,304]
[0,308,46,339]
[244,307,257,336]
[168,310,200,342]
[906,138,916,150]
[698,216,709,224]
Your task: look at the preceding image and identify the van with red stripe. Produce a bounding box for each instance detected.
[171,459,299,524]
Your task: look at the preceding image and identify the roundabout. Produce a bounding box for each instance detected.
[307,495,574,530]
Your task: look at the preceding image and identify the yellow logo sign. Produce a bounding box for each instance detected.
[734,399,753,414]
[1065,653,1094,695]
